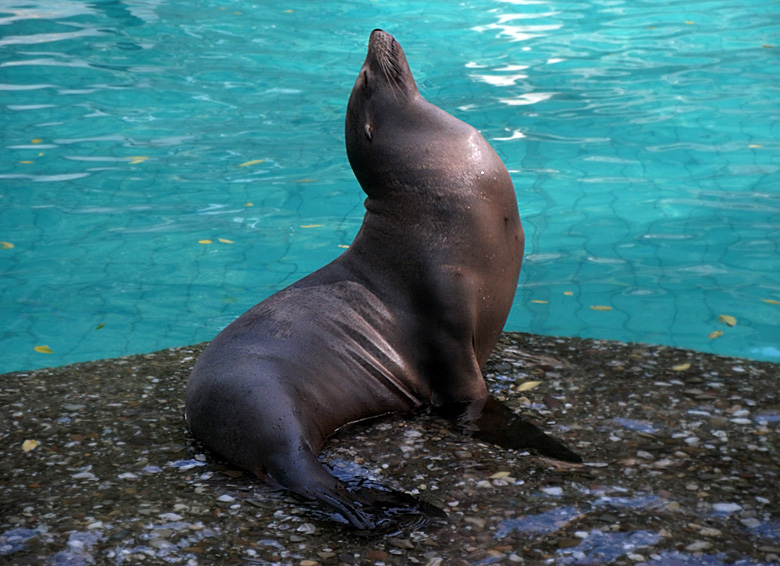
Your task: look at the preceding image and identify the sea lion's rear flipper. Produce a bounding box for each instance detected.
[267,447,445,531]
[438,395,583,463]
[343,480,447,534]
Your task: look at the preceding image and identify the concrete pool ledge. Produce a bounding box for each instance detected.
[1,332,778,565]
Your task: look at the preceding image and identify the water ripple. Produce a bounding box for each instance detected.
[0,27,105,47]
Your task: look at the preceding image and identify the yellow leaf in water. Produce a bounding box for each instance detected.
[517,380,542,392]
[718,314,737,327]
[672,363,691,371]
[127,156,148,164]
[762,299,780,305]
[19,160,34,164]
[338,244,350,249]
[0,241,14,250]
[300,224,323,229]
[239,159,265,167]
[198,239,213,244]
[564,291,574,296]
[32,139,42,144]
[95,323,105,330]
[685,20,694,24]
[489,471,511,479]
[244,202,253,207]
[218,238,234,244]
[283,9,294,13]
[590,305,612,311]
[749,144,763,148]
[34,345,53,354]
[22,439,39,452]
[708,330,723,339]
[530,300,548,304]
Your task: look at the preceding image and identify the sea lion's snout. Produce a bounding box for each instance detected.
[368,29,394,61]
[362,29,416,100]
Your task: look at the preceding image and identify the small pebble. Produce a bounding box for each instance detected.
[464,517,486,528]
[686,541,712,552]
[712,502,742,514]
[557,537,580,549]
[651,459,674,469]
[489,471,511,479]
[759,546,780,553]
[387,537,414,549]
[296,523,317,534]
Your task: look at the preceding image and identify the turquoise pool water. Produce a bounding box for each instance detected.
[1,0,778,374]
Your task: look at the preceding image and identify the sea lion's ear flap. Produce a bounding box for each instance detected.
[364,124,373,141]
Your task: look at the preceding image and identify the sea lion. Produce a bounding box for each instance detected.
[185,29,580,530]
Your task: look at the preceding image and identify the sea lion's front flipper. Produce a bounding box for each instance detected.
[438,396,582,463]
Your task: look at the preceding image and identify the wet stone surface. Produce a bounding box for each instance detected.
[1,332,778,565]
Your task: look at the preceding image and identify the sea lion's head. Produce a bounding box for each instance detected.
[345,30,425,196]
[345,30,495,205]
